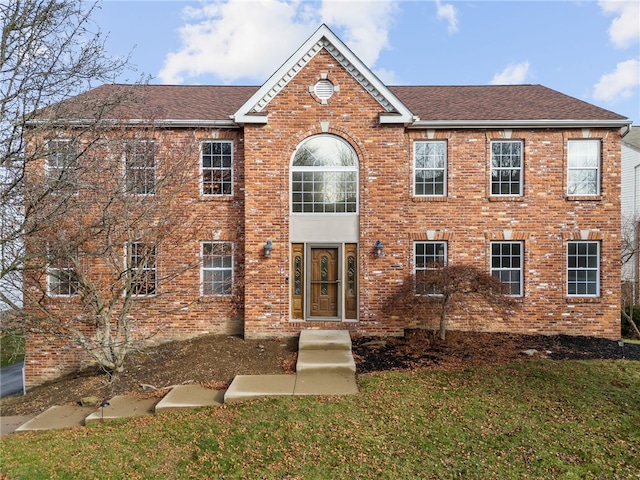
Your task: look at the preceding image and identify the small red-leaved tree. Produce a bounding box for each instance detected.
[387,264,516,341]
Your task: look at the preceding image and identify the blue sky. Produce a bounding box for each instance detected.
[95,0,639,124]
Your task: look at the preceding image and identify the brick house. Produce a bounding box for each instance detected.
[24,25,631,385]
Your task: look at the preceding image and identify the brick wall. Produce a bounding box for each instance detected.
[23,49,623,386]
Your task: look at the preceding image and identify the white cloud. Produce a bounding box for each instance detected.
[598,0,640,49]
[489,61,531,85]
[435,0,458,34]
[158,0,400,85]
[593,58,640,103]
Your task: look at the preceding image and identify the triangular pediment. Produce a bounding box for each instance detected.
[233,24,414,125]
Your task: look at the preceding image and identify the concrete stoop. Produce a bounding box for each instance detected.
[224,329,358,403]
[1,330,358,433]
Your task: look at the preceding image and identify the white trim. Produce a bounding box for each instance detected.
[233,24,413,125]
[409,119,631,129]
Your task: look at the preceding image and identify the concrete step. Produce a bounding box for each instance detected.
[155,385,225,412]
[84,395,158,424]
[296,349,356,374]
[224,374,297,404]
[298,329,352,352]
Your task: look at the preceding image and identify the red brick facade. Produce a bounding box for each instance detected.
[23,26,629,385]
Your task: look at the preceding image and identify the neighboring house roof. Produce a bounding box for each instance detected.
[623,125,640,151]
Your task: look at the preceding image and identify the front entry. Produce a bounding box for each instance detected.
[291,243,358,321]
[310,248,339,317]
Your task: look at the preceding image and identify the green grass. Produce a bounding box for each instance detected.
[1,360,639,479]
[0,330,24,367]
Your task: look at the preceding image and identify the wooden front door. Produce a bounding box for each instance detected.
[310,248,339,317]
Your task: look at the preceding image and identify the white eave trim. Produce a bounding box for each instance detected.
[408,119,633,129]
[25,118,241,128]
[233,24,414,125]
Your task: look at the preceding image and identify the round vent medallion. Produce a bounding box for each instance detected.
[314,79,334,100]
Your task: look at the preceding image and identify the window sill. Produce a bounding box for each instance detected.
[565,195,602,201]
[198,295,233,302]
[566,297,601,303]
[412,196,447,202]
[487,196,525,202]
[198,195,235,202]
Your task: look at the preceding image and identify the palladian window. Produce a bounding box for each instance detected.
[291,135,358,213]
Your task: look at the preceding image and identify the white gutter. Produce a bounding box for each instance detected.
[25,118,241,128]
[408,119,632,129]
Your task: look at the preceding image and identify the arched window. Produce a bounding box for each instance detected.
[291,135,358,213]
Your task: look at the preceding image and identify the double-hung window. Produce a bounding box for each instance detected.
[202,242,233,295]
[201,141,233,196]
[567,241,599,296]
[567,140,600,196]
[47,246,79,296]
[124,141,156,195]
[490,242,523,296]
[127,242,157,296]
[414,141,446,196]
[414,241,447,294]
[491,141,523,196]
[46,139,78,193]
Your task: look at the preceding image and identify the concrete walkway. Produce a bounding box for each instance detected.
[1,330,358,434]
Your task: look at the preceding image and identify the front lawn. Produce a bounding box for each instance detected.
[1,360,639,479]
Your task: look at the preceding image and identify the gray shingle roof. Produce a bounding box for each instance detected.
[42,83,628,124]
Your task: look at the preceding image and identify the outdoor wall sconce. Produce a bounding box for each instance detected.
[264,240,273,258]
[375,240,384,257]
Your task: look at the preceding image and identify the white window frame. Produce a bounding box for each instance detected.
[490,241,524,297]
[124,140,156,195]
[414,141,447,197]
[290,135,359,214]
[567,241,600,297]
[126,242,157,297]
[414,241,447,295]
[490,140,523,196]
[567,140,600,196]
[46,139,78,193]
[201,140,233,196]
[201,241,233,296]
[47,246,79,297]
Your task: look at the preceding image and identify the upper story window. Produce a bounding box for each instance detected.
[490,241,523,296]
[567,140,600,196]
[291,135,358,213]
[126,242,157,296]
[414,241,447,295]
[201,241,233,296]
[201,140,233,196]
[414,141,446,196]
[491,141,523,196]
[124,141,156,195]
[567,241,599,296]
[46,139,78,193]
[47,246,79,296]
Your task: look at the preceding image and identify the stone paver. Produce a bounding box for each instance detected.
[299,329,352,351]
[15,406,95,432]
[224,374,297,403]
[296,349,356,374]
[155,385,225,412]
[85,395,158,424]
[294,373,359,396]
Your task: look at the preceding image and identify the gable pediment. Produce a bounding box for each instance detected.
[233,24,414,125]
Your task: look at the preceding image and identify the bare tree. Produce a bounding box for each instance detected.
[386,264,515,341]
[1,0,132,310]
[20,123,203,375]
